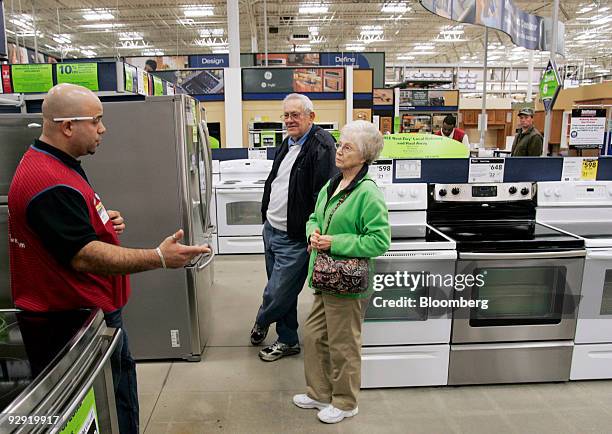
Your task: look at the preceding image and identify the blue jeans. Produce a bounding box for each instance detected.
[104,309,139,434]
[256,221,309,346]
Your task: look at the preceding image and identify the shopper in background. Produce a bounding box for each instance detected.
[144,59,158,72]
[435,114,470,147]
[511,108,543,156]
[251,93,337,361]
[8,83,210,434]
[293,120,390,424]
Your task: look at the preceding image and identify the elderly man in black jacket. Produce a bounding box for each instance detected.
[251,93,337,362]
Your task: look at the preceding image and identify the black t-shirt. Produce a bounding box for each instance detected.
[26,140,98,265]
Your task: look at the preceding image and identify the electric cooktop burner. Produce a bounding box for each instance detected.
[430,220,584,252]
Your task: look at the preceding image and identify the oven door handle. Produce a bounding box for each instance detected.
[215,188,264,194]
[459,250,586,260]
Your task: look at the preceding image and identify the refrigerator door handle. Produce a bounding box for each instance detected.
[197,122,212,231]
[198,250,216,270]
[50,328,122,434]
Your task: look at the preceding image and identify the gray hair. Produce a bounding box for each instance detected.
[340,120,384,164]
[283,93,314,114]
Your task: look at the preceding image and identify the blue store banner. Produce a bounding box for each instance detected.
[319,52,385,87]
[420,0,564,55]
[189,54,230,68]
[0,1,7,59]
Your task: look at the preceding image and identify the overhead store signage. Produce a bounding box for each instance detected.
[189,54,229,68]
[56,63,99,91]
[420,0,565,55]
[380,133,470,159]
[539,60,561,113]
[0,1,7,59]
[242,67,345,96]
[11,64,53,93]
[569,109,607,148]
[252,51,385,88]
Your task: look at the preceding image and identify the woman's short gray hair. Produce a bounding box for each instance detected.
[340,120,384,164]
[283,93,314,114]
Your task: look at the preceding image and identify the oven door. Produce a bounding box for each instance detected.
[453,250,585,343]
[575,248,612,343]
[363,250,456,346]
[215,189,264,237]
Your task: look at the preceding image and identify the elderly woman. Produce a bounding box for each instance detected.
[293,120,391,423]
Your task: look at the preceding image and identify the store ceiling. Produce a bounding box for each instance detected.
[4,0,612,75]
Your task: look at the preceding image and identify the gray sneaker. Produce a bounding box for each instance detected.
[258,341,300,362]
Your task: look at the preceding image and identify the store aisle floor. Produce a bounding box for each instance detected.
[136,255,612,434]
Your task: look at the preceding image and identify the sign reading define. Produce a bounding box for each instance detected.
[11,64,53,93]
[381,133,470,159]
[56,63,99,91]
[540,60,561,113]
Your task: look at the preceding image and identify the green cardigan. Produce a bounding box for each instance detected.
[306,173,391,298]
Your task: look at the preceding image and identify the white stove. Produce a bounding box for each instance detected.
[361,183,457,388]
[213,159,272,254]
[537,181,612,380]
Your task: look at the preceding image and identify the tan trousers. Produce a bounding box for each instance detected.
[303,293,369,411]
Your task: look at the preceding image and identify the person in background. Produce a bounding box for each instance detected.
[251,93,337,361]
[293,120,391,424]
[8,83,210,434]
[511,108,543,156]
[435,114,470,148]
[144,59,158,72]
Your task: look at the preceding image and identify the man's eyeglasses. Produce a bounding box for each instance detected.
[280,112,304,121]
[53,115,103,125]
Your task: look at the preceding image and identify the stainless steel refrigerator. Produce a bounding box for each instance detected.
[0,114,43,309]
[83,95,215,361]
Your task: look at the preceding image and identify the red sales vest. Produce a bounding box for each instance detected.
[8,145,130,312]
[435,128,466,143]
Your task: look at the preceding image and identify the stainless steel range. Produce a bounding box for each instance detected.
[537,181,612,380]
[361,183,457,388]
[428,182,585,385]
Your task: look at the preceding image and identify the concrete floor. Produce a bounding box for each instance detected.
[136,255,612,434]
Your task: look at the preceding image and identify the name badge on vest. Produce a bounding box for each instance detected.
[94,194,110,225]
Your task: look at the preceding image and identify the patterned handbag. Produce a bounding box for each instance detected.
[311,191,369,295]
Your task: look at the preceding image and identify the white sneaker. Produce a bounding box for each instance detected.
[317,405,358,423]
[292,394,329,410]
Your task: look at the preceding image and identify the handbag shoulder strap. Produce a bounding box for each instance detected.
[322,190,350,235]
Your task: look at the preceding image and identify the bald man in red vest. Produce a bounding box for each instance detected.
[8,83,210,434]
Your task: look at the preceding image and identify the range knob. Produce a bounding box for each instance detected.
[509,186,517,195]
[409,189,418,198]
[544,188,552,197]
[451,187,460,195]
[397,190,406,198]
[554,189,561,197]
[439,189,447,197]
[521,187,530,196]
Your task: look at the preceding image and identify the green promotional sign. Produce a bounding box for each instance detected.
[381,133,470,159]
[330,130,340,141]
[209,135,220,148]
[59,387,99,433]
[56,63,99,91]
[539,60,561,112]
[153,76,163,96]
[124,66,135,92]
[394,116,401,134]
[11,64,53,93]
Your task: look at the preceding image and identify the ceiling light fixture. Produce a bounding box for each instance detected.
[52,34,71,44]
[294,45,312,52]
[183,6,214,17]
[381,2,410,13]
[345,44,365,51]
[119,32,143,41]
[81,23,124,29]
[299,4,329,14]
[142,49,164,56]
[83,9,114,21]
[199,28,225,37]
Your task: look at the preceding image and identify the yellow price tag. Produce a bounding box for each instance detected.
[581,158,598,180]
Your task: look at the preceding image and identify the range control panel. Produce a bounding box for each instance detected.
[379,183,428,211]
[537,181,612,206]
[432,182,535,202]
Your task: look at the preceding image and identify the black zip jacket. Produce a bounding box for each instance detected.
[261,125,338,240]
